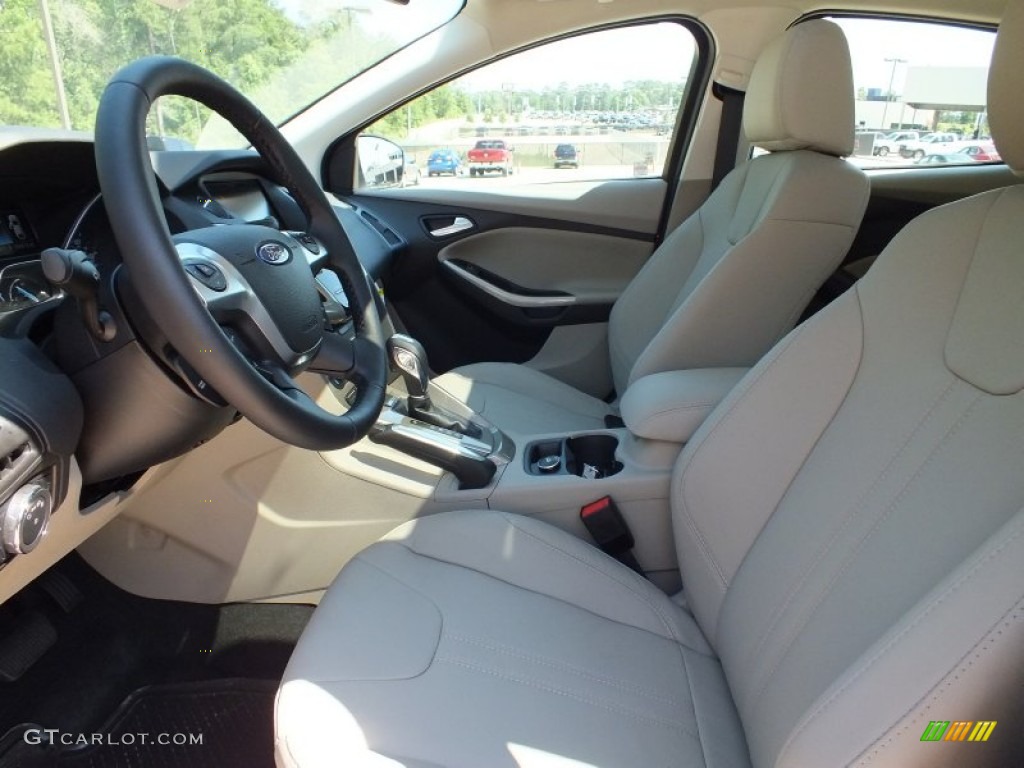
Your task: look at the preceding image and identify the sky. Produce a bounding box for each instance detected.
[460,23,695,92]
[833,17,995,95]
[446,15,994,101]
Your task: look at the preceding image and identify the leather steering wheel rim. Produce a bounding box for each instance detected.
[95,56,387,450]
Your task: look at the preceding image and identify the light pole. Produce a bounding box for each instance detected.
[880,56,907,130]
[38,0,71,129]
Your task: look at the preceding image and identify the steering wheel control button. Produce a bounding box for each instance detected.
[297,233,321,255]
[183,259,227,292]
[256,241,292,265]
[537,454,562,473]
[1,482,53,555]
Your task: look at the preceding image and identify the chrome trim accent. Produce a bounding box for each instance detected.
[441,260,577,308]
[373,399,512,468]
[429,216,475,238]
[374,407,494,459]
[175,242,317,366]
[0,416,42,507]
[0,260,64,319]
[1,483,52,554]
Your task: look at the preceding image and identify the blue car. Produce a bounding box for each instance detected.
[427,149,462,176]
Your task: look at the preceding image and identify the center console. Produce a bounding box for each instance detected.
[367,334,514,490]
[362,339,750,592]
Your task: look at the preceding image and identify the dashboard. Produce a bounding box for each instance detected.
[0,134,404,582]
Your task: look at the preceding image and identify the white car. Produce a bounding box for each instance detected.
[872,130,921,156]
[898,131,961,160]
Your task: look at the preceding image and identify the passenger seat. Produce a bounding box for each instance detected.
[435,20,870,436]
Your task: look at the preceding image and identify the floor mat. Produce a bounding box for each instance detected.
[0,554,312,741]
[2,679,277,768]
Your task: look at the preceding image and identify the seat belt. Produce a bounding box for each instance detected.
[711,83,746,191]
[580,497,644,576]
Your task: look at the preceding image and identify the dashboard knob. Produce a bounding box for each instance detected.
[1,483,52,555]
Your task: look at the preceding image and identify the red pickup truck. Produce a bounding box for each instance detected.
[467,140,514,177]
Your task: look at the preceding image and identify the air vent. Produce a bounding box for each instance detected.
[0,416,41,504]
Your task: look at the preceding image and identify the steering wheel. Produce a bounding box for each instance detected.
[94,56,387,450]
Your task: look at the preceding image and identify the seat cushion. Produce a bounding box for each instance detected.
[275,510,751,768]
[433,362,613,437]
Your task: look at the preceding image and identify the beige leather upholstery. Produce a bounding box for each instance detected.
[608,149,865,394]
[277,9,1024,766]
[434,361,612,435]
[743,20,855,156]
[988,0,1024,172]
[278,189,1024,766]
[673,185,1024,767]
[276,510,751,768]
[620,368,747,443]
[434,19,867,436]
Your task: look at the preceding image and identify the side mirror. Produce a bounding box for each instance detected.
[355,135,406,189]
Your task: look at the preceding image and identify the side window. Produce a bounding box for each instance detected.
[357,22,699,189]
[829,17,997,169]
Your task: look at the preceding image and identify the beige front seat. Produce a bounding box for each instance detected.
[435,20,869,436]
[275,8,1024,767]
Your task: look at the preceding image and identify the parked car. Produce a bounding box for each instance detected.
[553,143,580,168]
[915,153,963,165]
[467,139,514,176]
[401,155,420,186]
[958,142,1002,162]
[899,132,959,160]
[871,130,921,156]
[853,131,884,156]
[426,149,462,177]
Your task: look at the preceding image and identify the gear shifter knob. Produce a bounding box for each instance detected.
[388,334,431,406]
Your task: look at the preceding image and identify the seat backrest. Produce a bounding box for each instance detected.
[672,6,1024,767]
[607,20,868,397]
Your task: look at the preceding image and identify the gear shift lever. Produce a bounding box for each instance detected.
[386,334,479,436]
[388,334,432,410]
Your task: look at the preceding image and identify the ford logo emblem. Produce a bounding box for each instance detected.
[256,241,291,265]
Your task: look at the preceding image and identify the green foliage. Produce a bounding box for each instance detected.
[0,0,383,144]
[366,77,684,141]
[367,83,470,140]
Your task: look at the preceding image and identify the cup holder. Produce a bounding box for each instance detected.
[566,435,622,479]
[525,434,623,479]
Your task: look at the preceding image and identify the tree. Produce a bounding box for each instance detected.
[0,0,318,142]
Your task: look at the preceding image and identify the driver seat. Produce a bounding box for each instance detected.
[275,7,1024,767]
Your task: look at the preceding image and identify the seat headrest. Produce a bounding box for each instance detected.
[743,20,854,157]
[989,0,1024,172]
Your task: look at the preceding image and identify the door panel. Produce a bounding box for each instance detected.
[367,177,669,234]
[438,227,650,300]
[347,191,657,375]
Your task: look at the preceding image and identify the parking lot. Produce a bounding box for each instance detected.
[412,163,652,187]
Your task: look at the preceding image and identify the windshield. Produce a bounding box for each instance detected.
[0,0,462,148]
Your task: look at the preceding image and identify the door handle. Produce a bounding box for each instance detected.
[426,216,475,238]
